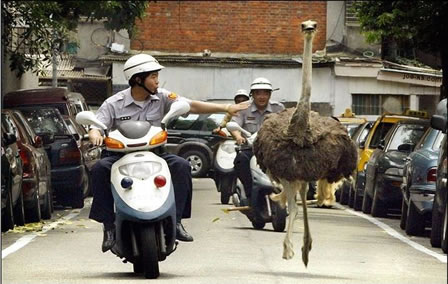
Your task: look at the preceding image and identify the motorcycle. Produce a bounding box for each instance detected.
[213,139,237,204]
[224,122,287,232]
[76,101,190,279]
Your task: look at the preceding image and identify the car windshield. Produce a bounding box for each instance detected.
[19,108,70,135]
[387,124,426,150]
[345,124,361,138]
[370,122,394,148]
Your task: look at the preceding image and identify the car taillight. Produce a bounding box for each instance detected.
[60,147,81,165]
[19,148,33,178]
[154,175,166,188]
[427,168,437,183]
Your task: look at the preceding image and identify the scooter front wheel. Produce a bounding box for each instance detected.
[138,224,160,279]
[271,201,287,232]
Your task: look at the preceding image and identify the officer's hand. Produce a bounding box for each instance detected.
[212,126,221,134]
[227,102,250,116]
[235,135,246,145]
[89,129,104,146]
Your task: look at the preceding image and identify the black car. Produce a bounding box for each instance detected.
[17,107,87,208]
[63,115,102,197]
[1,119,24,231]
[429,99,447,253]
[165,113,229,177]
[363,119,429,217]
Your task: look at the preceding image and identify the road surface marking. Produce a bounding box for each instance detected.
[2,199,91,259]
[338,204,447,263]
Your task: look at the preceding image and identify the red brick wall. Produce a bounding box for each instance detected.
[132,1,327,55]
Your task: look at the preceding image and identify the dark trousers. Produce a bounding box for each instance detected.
[233,148,254,199]
[89,151,192,225]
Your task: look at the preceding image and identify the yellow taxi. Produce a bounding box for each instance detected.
[336,108,367,138]
[350,109,428,210]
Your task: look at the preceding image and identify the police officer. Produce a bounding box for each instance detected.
[230,77,285,206]
[89,54,248,252]
[213,89,250,133]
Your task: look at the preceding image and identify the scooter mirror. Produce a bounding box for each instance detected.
[161,100,191,127]
[76,111,107,130]
[226,122,252,138]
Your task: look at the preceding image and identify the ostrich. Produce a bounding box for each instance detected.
[253,20,357,267]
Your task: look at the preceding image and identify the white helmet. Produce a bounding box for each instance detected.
[250,77,273,92]
[234,89,249,99]
[123,54,165,81]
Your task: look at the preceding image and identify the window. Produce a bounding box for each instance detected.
[345,0,359,26]
[387,125,426,150]
[352,94,410,115]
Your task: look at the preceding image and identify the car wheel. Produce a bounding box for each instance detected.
[348,185,355,208]
[72,188,84,209]
[26,189,41,223]
[181,150,209,178]
[339,181,350,205]
[371,187,387,217]
[400,198,408,230]
[82,170,91,198]
[13,190,26,226]
[405,200,425,236]
[430,200,442,248]
[2,187,15,232]
[41,184,52,220]
[353,188,363,211]
[441,205,447,253]
[361,190,373,214]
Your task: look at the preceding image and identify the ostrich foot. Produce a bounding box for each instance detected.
[282,238,295,260]
[301,236,313,267]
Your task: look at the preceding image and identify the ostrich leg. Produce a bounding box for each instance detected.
[298,180,312,267]
[281,180,298,260]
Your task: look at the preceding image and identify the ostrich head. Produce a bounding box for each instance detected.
[301,20,317,40]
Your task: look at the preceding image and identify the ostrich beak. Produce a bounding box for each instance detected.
[301,20,317,32]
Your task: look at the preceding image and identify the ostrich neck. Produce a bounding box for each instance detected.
[287,32,314,139]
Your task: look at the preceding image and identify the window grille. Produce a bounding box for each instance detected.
[352,94,410,115]
[345,0,359,26]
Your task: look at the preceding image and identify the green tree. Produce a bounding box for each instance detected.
[354,1,448,100]
[1,1,148,77]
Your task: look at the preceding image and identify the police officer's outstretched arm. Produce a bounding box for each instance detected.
[189,100,249,116]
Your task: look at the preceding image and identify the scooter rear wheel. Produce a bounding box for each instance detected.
[271,201,287,232]
[138,224,160,279]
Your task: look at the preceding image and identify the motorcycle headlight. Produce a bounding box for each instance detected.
[385,167,403,176]
[119,161,162,180]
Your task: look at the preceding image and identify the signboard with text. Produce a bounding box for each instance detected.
[377,68,442,87]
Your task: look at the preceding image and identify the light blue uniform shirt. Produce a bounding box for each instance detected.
[231,100,285,134]
[94,87,191,132]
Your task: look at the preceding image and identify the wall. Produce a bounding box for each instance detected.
[133,1,327,55]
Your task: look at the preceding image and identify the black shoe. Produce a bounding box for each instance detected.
[102,227,116,252]
[176,223,193,242]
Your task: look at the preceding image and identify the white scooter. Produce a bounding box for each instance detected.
[76,101,190,279]
[225,122,287,232]
[213,139,237,204]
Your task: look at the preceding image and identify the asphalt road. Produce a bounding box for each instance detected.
[2,178,447,284]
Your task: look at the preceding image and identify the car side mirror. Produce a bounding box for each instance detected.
[41,133,55,144]
[430,115,447,133]
[359,140,365,149]
[33,136,43,148]
[398,143,414,152]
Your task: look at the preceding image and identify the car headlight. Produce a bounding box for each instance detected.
[385,167,403,176]
[221,143,236,154]
[119,161,162,180]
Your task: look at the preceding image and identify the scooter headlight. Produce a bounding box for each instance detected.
[119,161,162,180]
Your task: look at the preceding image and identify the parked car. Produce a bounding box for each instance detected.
[400,127,444,235]
[429,99,447,252]
[362,119,429,217]
[351,111,428,211]
[336,108,367,138]
[165,113,229,177]
[1,120,24,231]
[63,115,102,197]
[338,121,373,205]
[2,110,53,222]
[3,87,82,117]
[17,107,87,208]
